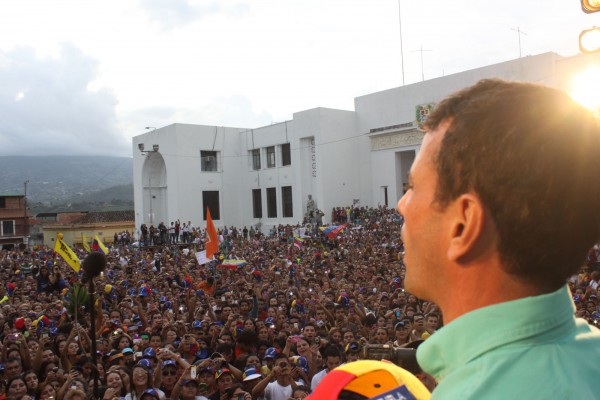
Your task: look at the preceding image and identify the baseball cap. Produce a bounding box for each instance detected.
[345,342,361,353]
[307,360,430,400]
[199,366,214,375]
[264,347,278,360]
[107,351,123,363]
[162,360,177,369]
[215,368,232,380]
[291,356,309,374]
[122,348,134,355]
[140,388,160,400]
[137,359,152,368]
[242,367,262,382]
[192,320,203,329]
[395,321,409,330]
[143,348,156,358]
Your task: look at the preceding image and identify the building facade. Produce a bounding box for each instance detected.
[132,52,599,233]
[0,194,29,250]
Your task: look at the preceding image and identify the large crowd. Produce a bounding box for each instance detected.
[1,205,599,400]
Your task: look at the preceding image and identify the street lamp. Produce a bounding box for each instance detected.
[579,0,600,53]
[580,27,600,53]
[581,0,600,13]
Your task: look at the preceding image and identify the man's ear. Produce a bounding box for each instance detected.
[447,194,487,263]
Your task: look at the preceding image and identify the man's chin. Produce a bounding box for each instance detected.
[404,273,428,300]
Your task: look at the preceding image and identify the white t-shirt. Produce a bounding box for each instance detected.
[264,380,302,400]
[311,369,328,391]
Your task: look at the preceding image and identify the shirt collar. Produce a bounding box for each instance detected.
[417,285,576,381]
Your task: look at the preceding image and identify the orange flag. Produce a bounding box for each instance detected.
[205,207,219,259]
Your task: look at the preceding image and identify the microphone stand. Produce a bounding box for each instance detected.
[81,251,106,400]
[88,278,99,400]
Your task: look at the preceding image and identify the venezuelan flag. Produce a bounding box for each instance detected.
[293,234,304,249]
[319,224,348,239]
[220,259,247,270]
[92,235,108,254]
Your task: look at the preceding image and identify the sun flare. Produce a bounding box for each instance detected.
[570,64,600,113]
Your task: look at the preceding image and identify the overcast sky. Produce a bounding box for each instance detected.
[0,0,596,157]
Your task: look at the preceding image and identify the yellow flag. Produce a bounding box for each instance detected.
[82,233,91,253]
[54,234,81,272]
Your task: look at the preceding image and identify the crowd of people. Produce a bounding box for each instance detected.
[1,202,599,400]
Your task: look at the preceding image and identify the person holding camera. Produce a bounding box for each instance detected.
[225,383,252,400]
[252,354,302,400]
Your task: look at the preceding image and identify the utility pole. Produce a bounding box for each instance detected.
[23,180,29,246]
[398,0,405,85]
[511,26,527,58]
[412,45,432,82]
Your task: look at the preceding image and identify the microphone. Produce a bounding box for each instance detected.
[81,252,107,284]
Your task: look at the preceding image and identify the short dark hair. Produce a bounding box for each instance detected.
[426,79,600,290]
[323,345,342,360]
[303,322,316,331]
[225,383,245,398]
[426,313,439,321]
[239,299,250,307]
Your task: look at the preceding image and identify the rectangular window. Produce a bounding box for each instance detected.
[202,191,220,220]
[1,220,15,236]
[252,189,262,218]
[252,149,261,170]
[281,143,291,166]
[267,187,277,218]
[266,146,276,168]
[0,198,5,208]
[282,186,293,218]
[201,151,218,172]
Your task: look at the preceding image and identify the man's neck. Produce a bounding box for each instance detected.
[439,268,547,324]
[277,376,292,386]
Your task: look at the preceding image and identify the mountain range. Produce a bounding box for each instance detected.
[0,156,134,213]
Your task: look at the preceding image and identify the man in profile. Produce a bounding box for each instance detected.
[397,79,600,398]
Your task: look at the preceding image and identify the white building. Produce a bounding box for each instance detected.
[132,52,599,232]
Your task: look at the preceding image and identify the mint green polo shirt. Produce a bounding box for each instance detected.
[417,285,600,399]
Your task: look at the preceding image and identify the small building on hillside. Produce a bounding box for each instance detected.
[0,194,29,250]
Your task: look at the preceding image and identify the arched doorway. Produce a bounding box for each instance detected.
[141,152,167,226]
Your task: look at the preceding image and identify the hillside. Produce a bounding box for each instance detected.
[0,156,134,212]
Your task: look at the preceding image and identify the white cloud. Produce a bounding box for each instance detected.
[121,94,273,138]
[0,44,128,156]
[140,0,250,29]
